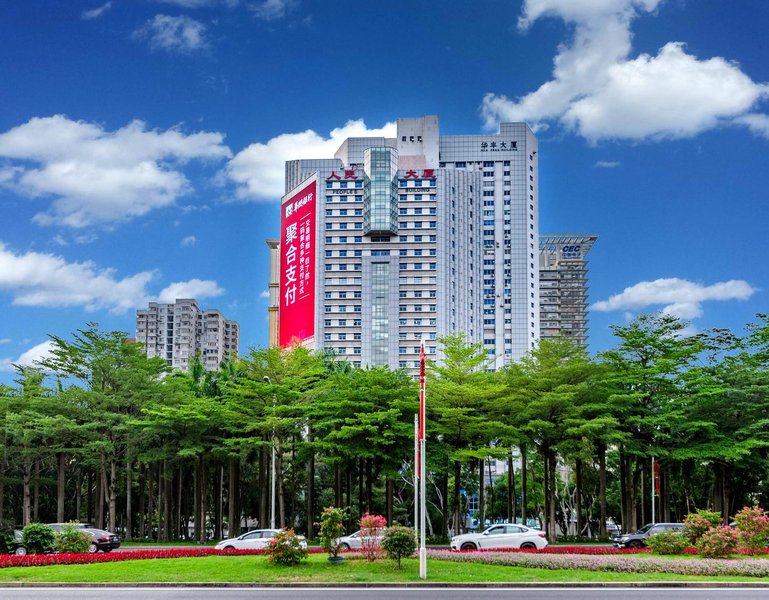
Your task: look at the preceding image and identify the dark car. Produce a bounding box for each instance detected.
[81,528,121,553]
[11,530,27,555]
[613,522,684,548]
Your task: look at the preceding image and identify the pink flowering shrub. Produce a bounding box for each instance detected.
[358,512,387,562]
[696,525,739,558]
[683,509,722,544]
[733,506,769,553]
[264,528,307,566]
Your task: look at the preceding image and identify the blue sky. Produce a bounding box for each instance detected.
[1,0,768,381]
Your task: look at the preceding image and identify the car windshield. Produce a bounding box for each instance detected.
[635,524,653,534]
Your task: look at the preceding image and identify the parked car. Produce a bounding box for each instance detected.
[214,529,307,551]
[450,523,548,551]
[612,522,684,548]
[81,528,121,553]
[46,523,90,531]
[335,529,386,551]
[10,530,26,555]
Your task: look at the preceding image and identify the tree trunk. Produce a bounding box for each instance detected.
[345,465,352,532]
[198,456,207,544]
[441,472,449,538]
[164,461,172,541]
[228,458,239,539]
[138,466,146,539]
[57,452,66,523]
[365,458,373,514]
[33,460,40,521]
[508,454,515,524]
[598,444,607,538]
[358,459,364,519]
[542,449,549,537]
[453,460,461,535]
[547,449,558,542]
[631,460,641,531]
[276,443,285,528]
[386,478,394,526]
[97,454,106,530]
[488,459,495,523]
[0,463,4,526]
[334,463,342,508]
[259,444,268,528]
[109,460,117,533]
[575,459,583,537]
[22,461,32,526]
[520,447,528,525]
[125,459,133,540]
[477,458,485,530]
[306,430,315,539]
[216,465,224,541]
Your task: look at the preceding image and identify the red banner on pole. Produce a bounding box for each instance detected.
[654,460,660,496]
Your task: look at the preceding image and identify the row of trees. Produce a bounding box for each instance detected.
[1,313,768,542]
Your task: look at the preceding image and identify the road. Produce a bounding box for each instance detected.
[1,588,768,599]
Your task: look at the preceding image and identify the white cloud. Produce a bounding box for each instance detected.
[594,160,620,168]
[133,15,209,54]
[592,277,757,320]
[481,0,769,141]
[0,341,55,373]
[735,113,769,139]
[180,235,197,247]
[0,115,231,228]
[252,0,297,21]
[82,2,112,20]
[259,289,269,299]
[0,242,154,313]
[157,279,223,303]
[0,338,10,345]
[227,118,396,201]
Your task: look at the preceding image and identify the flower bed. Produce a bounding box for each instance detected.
[0,547,327,569]
[430,549,769,577]
[455,546,650,555]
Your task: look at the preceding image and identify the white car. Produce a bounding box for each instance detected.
[214,529,307,550]
[335,529,385,551]
[450,524,548,551]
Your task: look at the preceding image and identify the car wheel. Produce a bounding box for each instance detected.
[460,542,477,551]
[339,543,350,551]
[14,546,27,556]
[520,542,536,549]
[627,540,643,549]
[88,542,99,553]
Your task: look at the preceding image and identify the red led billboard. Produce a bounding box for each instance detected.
[279,177,317,348]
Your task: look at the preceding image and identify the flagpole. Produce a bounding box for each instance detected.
[419,341,427,580]
[414,413,419,541]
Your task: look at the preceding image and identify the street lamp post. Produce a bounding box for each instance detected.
[263,376,276,530]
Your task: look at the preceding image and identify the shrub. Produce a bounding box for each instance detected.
[381,526,416,568]
[645,530,688,555]
[359,512,387,562]
[21,523,55,554]
[0,531,14,554]
[683,509,722,544]
[54,523,91,554]
[264,529,307,566]
[733,506,769,553]
[319,506,347,558]
[696,525,739,558]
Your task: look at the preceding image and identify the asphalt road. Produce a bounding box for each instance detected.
[1,588,769,600]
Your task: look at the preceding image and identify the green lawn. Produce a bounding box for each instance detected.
[0,554,766,583]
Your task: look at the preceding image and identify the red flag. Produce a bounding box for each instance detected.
[654,460,660,496]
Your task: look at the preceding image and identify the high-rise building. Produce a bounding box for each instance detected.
[272,115,539,371]
[135,298,239,372]
[539,235,598,346]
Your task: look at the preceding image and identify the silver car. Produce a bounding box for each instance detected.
[215,529,307,550]
[335,529,385,551]
[451,524,548,551]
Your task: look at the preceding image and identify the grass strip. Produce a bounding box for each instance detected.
[0,554,766,584]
